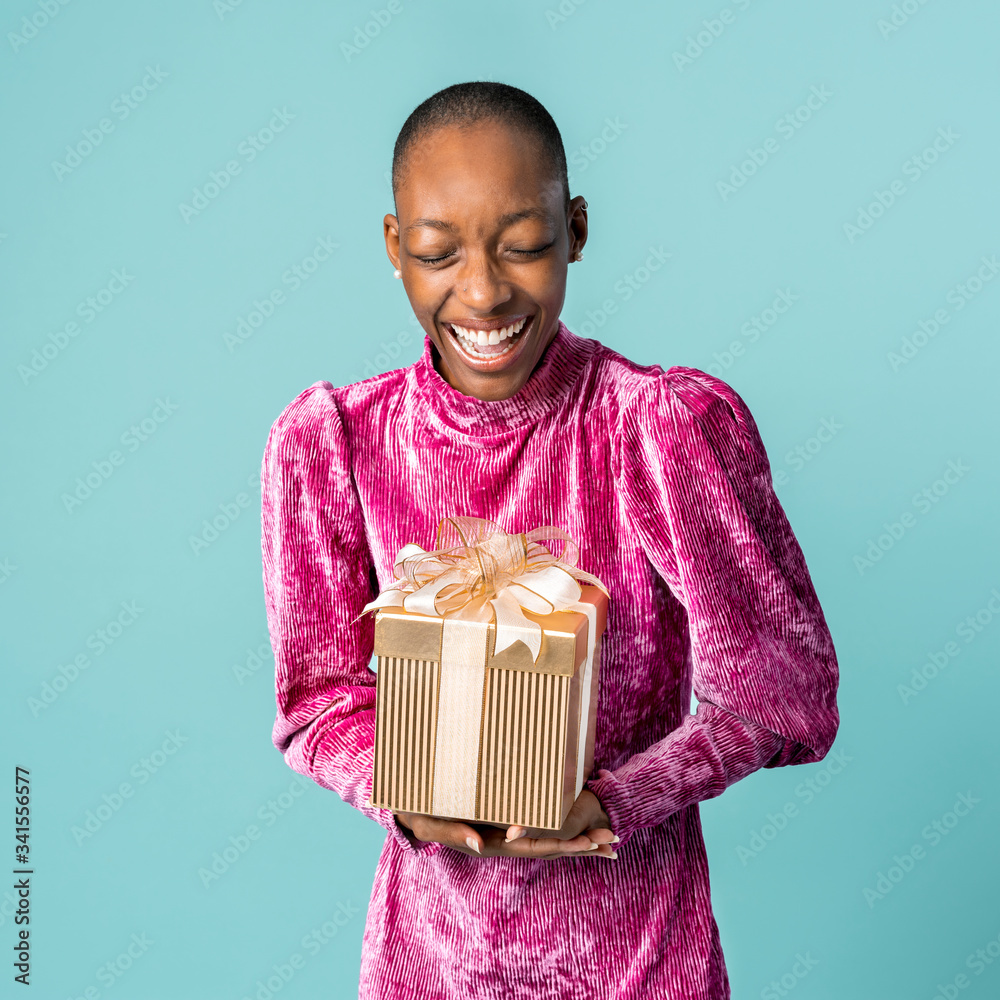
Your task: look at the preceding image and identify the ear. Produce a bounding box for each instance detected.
[384,213,401,270]
[566,195,588,260]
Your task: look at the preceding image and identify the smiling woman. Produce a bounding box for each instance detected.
[383,87,586,399]
[260,81,840,1000]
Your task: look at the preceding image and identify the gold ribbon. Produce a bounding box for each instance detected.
[359,515,608,661]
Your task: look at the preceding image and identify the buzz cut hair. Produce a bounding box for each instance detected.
[391,81,570,211]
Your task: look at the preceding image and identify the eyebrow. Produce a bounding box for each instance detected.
[404,207,551,235]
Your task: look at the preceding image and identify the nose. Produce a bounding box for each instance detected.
[454,248,513,313]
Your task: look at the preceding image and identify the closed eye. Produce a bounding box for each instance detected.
[509,242,554,257]
[415,251,456,264]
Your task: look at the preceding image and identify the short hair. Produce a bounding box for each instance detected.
[391,81,570,211]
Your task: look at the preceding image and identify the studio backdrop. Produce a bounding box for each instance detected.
[2,1,998,998]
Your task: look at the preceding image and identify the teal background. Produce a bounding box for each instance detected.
[2,1,999,997]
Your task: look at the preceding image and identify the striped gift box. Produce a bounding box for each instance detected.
[369,585,607,831]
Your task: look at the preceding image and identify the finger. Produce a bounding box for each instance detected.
[508,832,599,857]
[407,815,485,854]
[503,825,528,843]
[585,827,620,845]
[445,821,484,855]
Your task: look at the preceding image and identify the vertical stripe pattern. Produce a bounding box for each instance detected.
[373,655,574,830]
[372,656,438,815]
[477,666,569,829]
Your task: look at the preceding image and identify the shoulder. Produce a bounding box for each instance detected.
[266,380,343,452]
[590,348,769,473]
[588,339,760,443]
[262,381,357,484]
[328,364,414,431]
[264,365,414,469]
[655,366,764,452]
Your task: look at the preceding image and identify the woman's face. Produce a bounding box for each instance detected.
[384,120,588,402]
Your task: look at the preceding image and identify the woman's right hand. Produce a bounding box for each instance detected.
[394,806,619,860]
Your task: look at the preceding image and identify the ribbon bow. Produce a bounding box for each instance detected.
[359,516,608,662]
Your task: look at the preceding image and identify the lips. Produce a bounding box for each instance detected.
[442,314,535,368]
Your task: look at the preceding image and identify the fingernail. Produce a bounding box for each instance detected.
[587,842,599,850]
[610,835,620,844]
[465,837,481,855]
[606,850,618,860]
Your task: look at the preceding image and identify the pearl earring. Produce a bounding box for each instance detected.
[393,268,402,278]
[574,251,584,261]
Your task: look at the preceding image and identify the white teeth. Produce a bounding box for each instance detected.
[447,316,531,358]
[449,316,528,344]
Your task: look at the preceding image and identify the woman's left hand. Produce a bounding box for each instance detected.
[498,789,619,859]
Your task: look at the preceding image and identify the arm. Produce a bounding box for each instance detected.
[261,382,442,858]
[585,368,840,842]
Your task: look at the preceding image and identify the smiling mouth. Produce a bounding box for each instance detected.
[444,315,532,360]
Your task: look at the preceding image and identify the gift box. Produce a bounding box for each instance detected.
[362,516,609,832]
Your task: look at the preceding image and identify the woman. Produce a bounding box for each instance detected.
[260,81,839,999]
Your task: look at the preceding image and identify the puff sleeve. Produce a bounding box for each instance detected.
[261,382,443,858]
[584,367,840,841]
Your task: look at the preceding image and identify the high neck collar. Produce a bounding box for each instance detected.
[412,321,593,436]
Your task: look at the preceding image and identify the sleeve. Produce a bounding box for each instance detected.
[260,383,443,858]
[584,366,840,842]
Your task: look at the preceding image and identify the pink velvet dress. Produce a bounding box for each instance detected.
[260,322,840,999]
